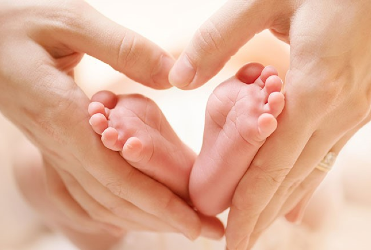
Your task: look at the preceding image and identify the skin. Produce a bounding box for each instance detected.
[87,64,285,217]
[0,0,224,243]
[13,140,123,250]
[169,0,371,249]
[190,64,285,216]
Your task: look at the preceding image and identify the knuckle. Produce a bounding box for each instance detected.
[278,178,302,197]
[42,0,83,33]
[252,163,290,186]
[105,180,128,199]
[231,196,258,214]
[298,175,320,192]
[231,163,292,213]
[231,194,267,222]
[286,179,302,195]
[156,191,176,213]
[116,32,140,71]
[231,192,261,215]
[193,19,225,55]
[149,188,183,219]
[105,168,137,199]
[298,179,313,192]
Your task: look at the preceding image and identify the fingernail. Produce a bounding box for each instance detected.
[152,55,175,89]
[169,54,195,88]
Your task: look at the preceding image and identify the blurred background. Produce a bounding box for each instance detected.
[1,0,371,249]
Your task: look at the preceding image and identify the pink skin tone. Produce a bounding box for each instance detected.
[190,63,284,215]
[88,91,195,200]
[88,63,284,215]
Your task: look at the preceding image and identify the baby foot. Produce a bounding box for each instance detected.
[189,63,285,216]
[88,91,195,199]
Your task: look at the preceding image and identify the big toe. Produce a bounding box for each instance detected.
[91,90,118,109]
[236,63,265,84]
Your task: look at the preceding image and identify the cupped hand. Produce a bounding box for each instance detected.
[0,0,223,240]
[169,0,371,249]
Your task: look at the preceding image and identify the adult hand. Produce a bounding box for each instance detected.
[169,0,371,249]
[0,0,223,240]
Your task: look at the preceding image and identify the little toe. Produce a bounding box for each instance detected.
[258,113,278,139]
[88,102,106,117]
[265,92,285,117]
[121,137,145,164]
[89,113,108,135]
[91,91,118,109]
[101,127,123,151]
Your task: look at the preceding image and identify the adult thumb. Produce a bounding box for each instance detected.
[55,1,174,89]
[169,0,274,90]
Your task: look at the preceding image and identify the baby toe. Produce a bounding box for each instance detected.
[88,102,106,116]
[260,65,278,83]
[253,65,279,88]
[89,113,108,135]
[122,137,145,164]
[91,90,118,109]
[264,75,283,95]
[258,113,277,139]
[101,127,123,151]
[266,92,285,117]
[236,63,265,84]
